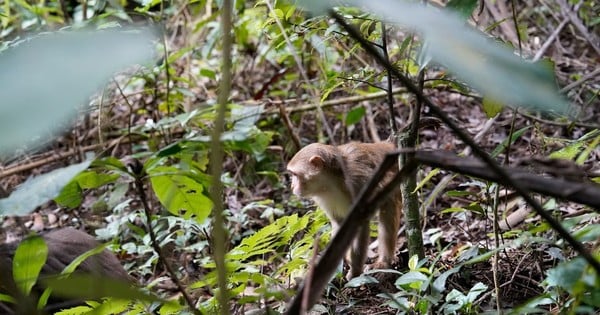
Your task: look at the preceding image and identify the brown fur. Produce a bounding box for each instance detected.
[287,142,402,279]
[0,228,130,313]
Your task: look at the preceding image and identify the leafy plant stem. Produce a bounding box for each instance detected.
[210,0,233,313]
[133,172,200,314]
[399,64,425,260]
[330,9,600,274]
[113,80,135,154]
[381,22,397,135]
[510,0,522,56]
[162,30,172,119]
[492,185,502,313]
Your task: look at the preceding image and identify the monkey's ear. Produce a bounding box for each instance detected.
[308,155,324,169]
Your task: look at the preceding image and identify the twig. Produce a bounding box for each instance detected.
[414,150,600,210]
[364,103,381,142]
[279,104,302,152]
[381,22,398,134]
[560,68,600,93]
[132,164,201,315]
[532,18,569,62]
[300,235,321,314]
[262,87,409,114]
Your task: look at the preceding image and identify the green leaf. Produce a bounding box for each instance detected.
[446,0,479,20]
[465,282,487,302]
[576,133,600,165]
[42,273,162,302]
[545,257,587,292]
[54,181,83,209]
[490,126,531,157]
[345,106,366,126]
[549,141,583,160]
[345,275,379,288]
[75,171,120,189]
[149,166,213,221]
[92,156,129,174]
[395,271,429,291]
[0,293,15,304]
[432,267,461,294]
[0,160,91,215]
[482,97,504,118]
[13,235,48,295]
[416,168,439,191]
[0,29,156,154]
[408,254,419,270]
[200,68,217,80]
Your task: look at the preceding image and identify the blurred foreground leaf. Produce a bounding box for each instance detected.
[0,28,157,154]
[13,235,48,295]
[0,160,91,215]
[42,273,162,303]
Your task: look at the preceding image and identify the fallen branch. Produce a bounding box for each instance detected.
[414,150,600,210]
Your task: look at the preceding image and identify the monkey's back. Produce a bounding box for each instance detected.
[337,142,396,197]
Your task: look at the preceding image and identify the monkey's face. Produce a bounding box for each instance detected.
[288,170,305,196]
[287,161,324,197]
[287,168,315,197]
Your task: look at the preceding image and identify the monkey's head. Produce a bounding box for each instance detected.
[286,143,344,197]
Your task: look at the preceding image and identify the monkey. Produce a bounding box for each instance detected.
[287,142,402,279]
[0,227,131,314]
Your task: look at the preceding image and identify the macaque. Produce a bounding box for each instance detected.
[0,227,130,313]
[287,142,402,279]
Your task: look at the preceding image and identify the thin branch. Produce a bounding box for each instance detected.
[133,169,200,315]
[211,0,233,313]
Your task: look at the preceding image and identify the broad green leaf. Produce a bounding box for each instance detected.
[545,257,587,292]
[92,156,129,174]
[54,181,83,209]
[149,166,212,221]
[42,274,162,302]
[13,235,48,295]
[432,267,461,294]
[408,254,419,270]
[465,282,487,302]
[345,106,366,126]
[0,28,156,154]
[298,0,571,114]
[395,271,428,291]
[345,275,379,288]
[0,160,91,215]
[74,171,119,189]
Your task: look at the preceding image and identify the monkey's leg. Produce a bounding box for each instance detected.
[347,224,370,279]
[375,197,402,267]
